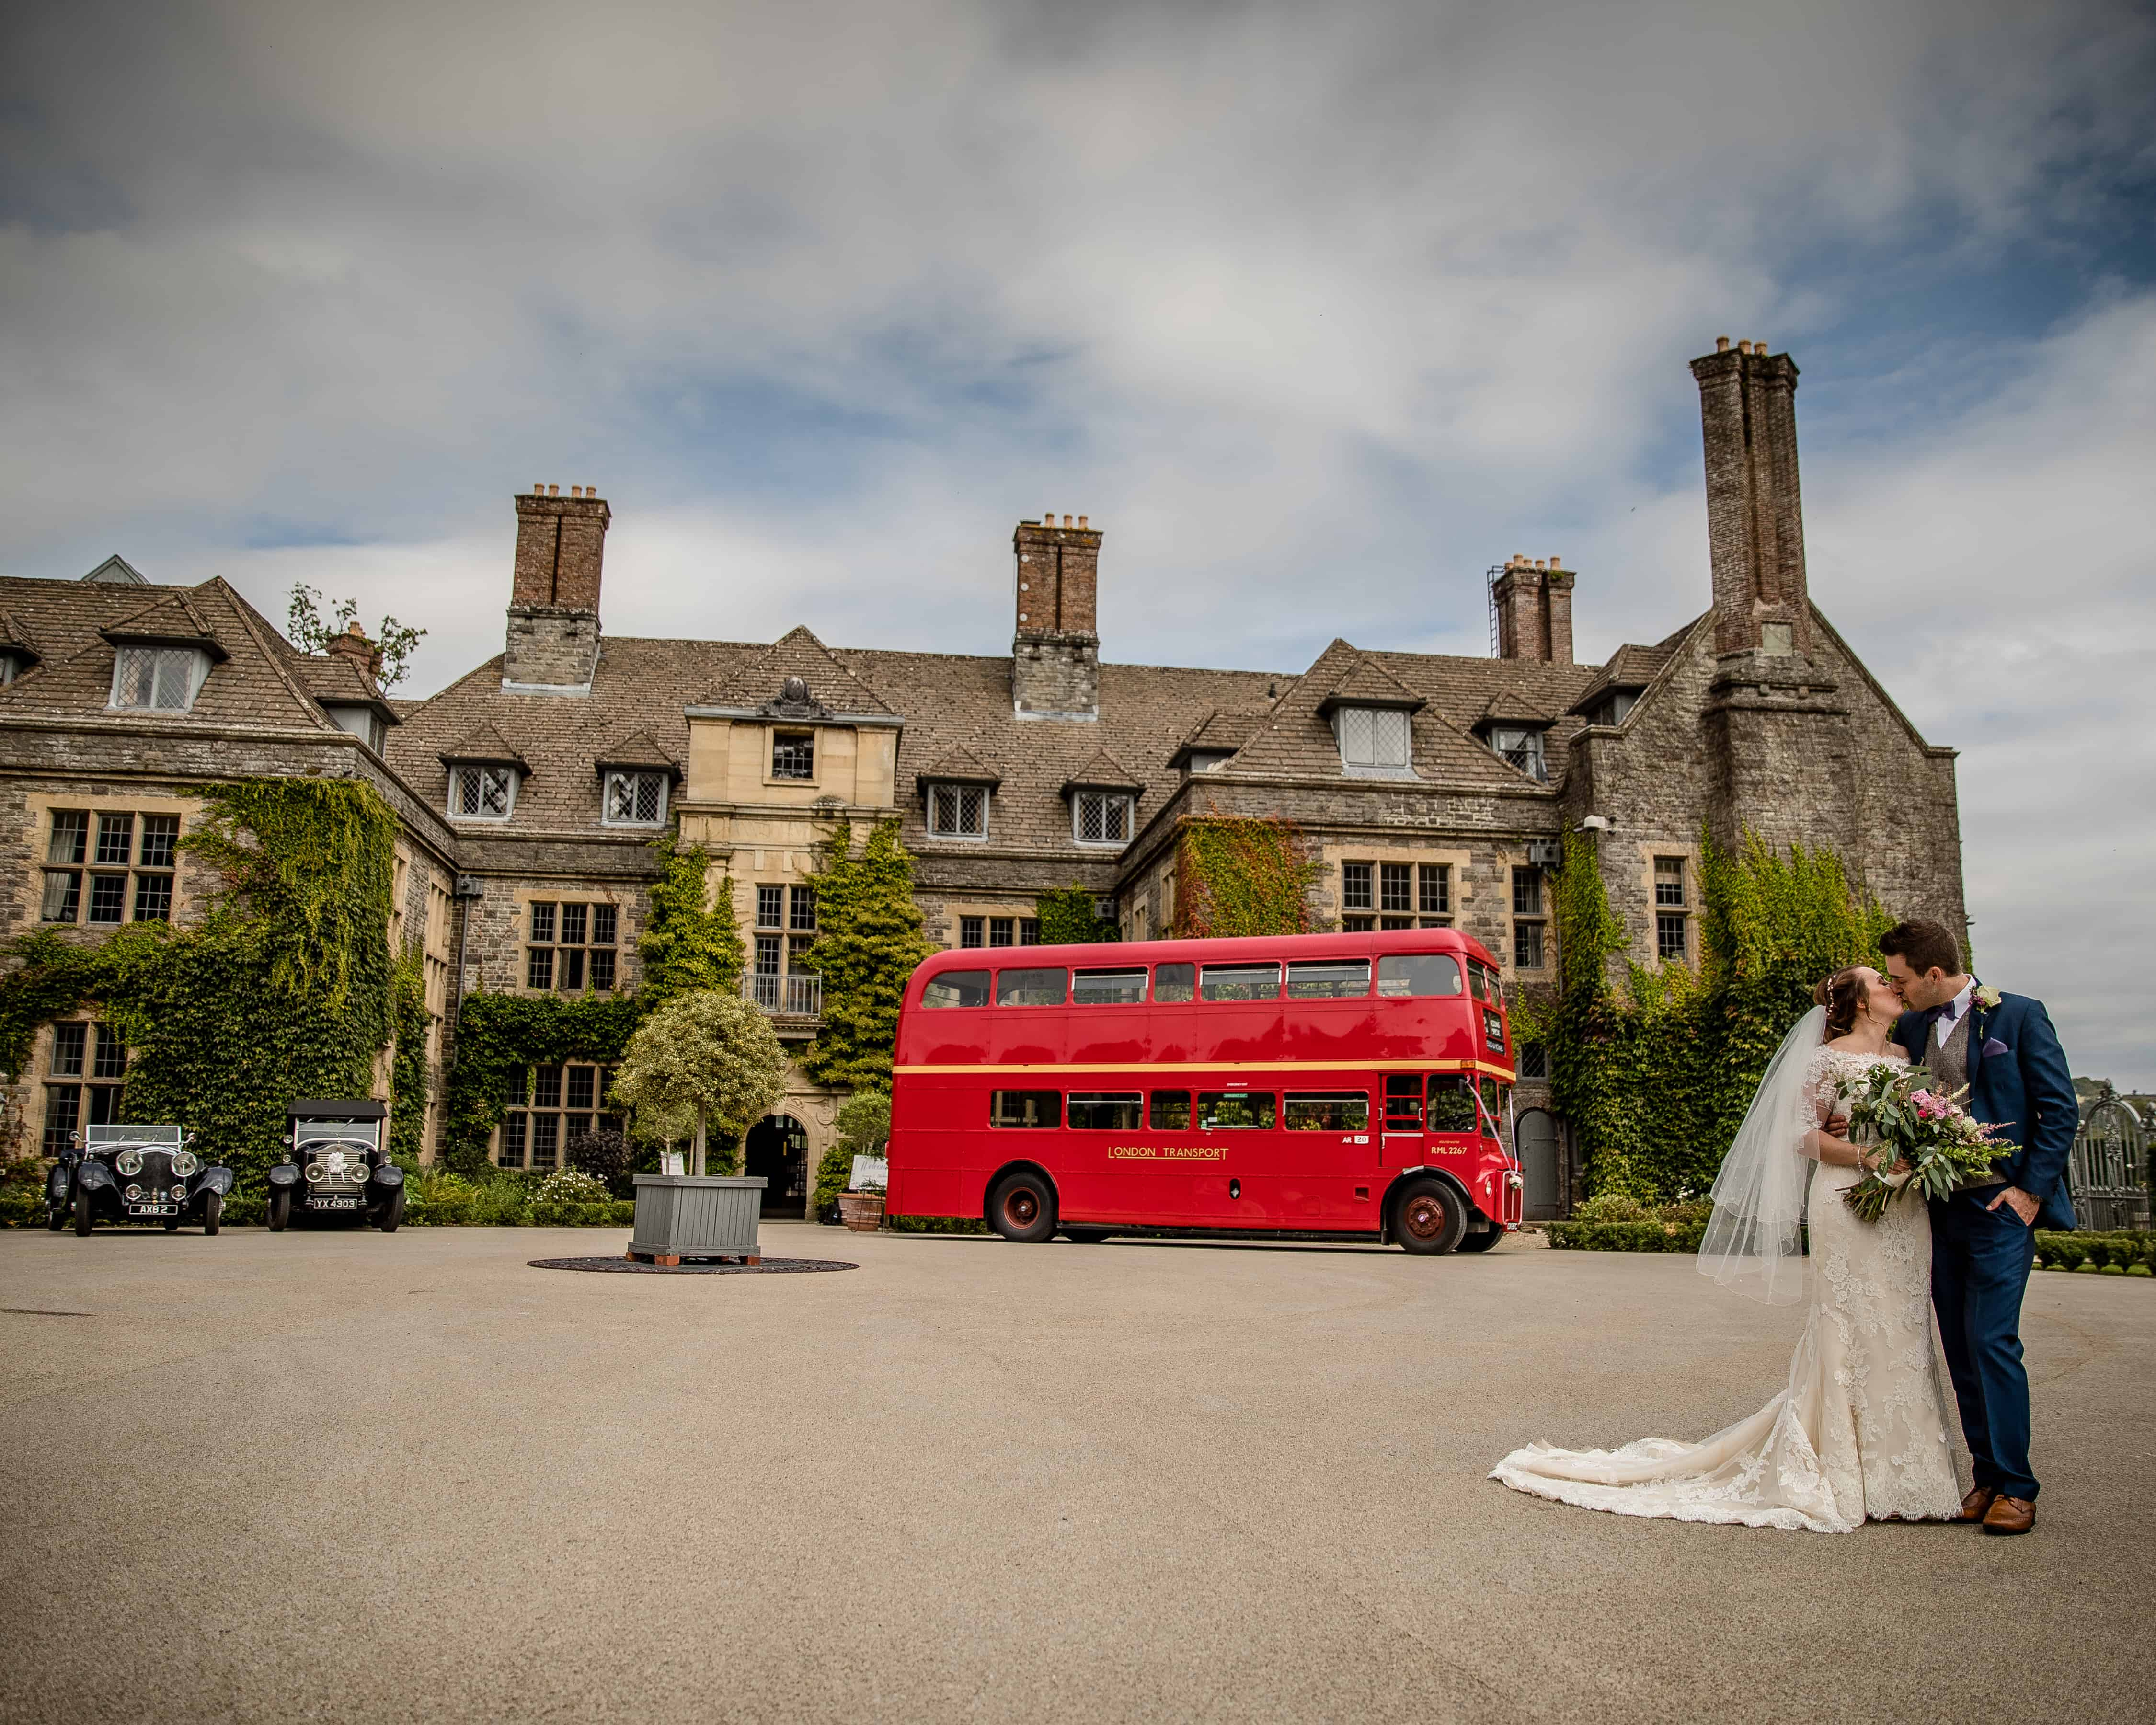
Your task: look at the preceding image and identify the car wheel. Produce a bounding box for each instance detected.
[1455,1225,1504,1253]
[203,1192,222,1237]
[73,1186,94,1237]
[375,1186,405,1233]
[46,1200,66,1232]
[1062,1228,1111,1244]
[1392,1178,1467,1255]
[267,1189,291,1233]
[988,1171,1057,1243]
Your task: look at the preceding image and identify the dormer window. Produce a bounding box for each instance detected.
[1333,706,1411,775]
[1586,692,1637,728]
[604,770,668,827]
[1186,751,1233,775]
[110,646,207,713]
[448,765,516,821]
[1488,726,1548,782]
[324,703,387,754]
[0,653,22,686]
[1073,791,1133,846]
[927,783,989,840]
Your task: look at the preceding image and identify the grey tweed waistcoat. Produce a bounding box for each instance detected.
[1929,1009,2004,1189]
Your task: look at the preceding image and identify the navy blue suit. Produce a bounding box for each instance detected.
[1895,990,2078,1502]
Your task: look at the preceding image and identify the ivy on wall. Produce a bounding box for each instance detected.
[637,833,745,1005]
[436,992,646,1176]
[1547,828,1894,1202]
[1034,884,1119,944]
[799,817,934,1091]
[1170,815,1324,939]
[0,780,408,1192]
[388,954,432,1170]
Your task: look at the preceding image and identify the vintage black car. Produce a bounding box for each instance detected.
[48,1124,237,1235]
[266,1100,404,1231]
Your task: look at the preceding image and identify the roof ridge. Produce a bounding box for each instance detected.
[191,578,334,731]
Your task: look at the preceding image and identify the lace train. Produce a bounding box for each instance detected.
[1492,1048,1965,1533]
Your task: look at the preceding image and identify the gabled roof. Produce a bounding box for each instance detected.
[1565,643,1677,716]
[80,554,147,586]
[438,722,530,772]
[100,590,230,661]
[1471,690,1562,728]
[591,726,682,780]
[1060,747,1145,797]
[699,624,897,721]
[914,743,1002,791]
[1313,651,1427,717]
[0,606,42,664]
[290,654,401,725]
[1168,709,1263,770]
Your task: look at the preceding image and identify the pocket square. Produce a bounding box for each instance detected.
[1981,1038,2010,1058]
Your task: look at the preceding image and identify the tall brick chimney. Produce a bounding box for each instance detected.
[504,483,608,692]
[1011,513,1101,719]
[1690,338,1808,657]
[1491,555,1575,663]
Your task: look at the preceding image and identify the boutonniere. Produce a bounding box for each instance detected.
[1973,984,2003,1012]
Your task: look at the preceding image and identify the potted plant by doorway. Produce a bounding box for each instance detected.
[820,1088,891,1230]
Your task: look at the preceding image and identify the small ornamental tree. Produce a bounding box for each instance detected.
[799,818,934,1090]
[610,989,786,1176]
[1035,884,1119,944]
[286,585,426,690]
[813,1086,891,1216]
[638,833,745,1005]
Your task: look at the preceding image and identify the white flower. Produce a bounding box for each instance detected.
[1974,983,2003,1011]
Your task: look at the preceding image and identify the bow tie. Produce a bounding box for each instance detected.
[1918,1004,1948,1031]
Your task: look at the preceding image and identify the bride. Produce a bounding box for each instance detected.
[1490,966,1966,1532]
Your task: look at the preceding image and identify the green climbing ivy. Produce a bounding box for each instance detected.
[436,991,647,1176]
[1547,828,1895,1202]
[0,779,406,1192]
[637,833,745,1005]
[798,817,934,1091]
[388,953,432,1171]
[1171,815,1324,938]
[1034,884,1119,944]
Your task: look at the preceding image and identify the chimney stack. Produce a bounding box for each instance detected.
[1490,554,1576,664]
[1690,341,1808,657]
[323,617,384,683]
[1011,513,1102,719]
[505,483,609,692]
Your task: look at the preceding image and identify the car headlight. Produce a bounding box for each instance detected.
[115,1150,143,1176]
[124,1183,143,1202]
[172,1150,199,1178]
[172,1184,188,1202]
[305,1162,326,1183]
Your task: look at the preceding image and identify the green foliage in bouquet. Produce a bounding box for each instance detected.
[1834,1064,2017,1222]
[1547,828,1895,1204]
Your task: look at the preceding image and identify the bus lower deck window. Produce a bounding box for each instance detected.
[1068,1092,1143,1130]
[1152,963,1195,1002]
[1200,963,1281,1001]
[1384,1075,1423,1129]
[996,966,1067,1006]
[1286,959,1369,999]
[991,1091,1061,1128]
[1149,1091,1191,1129]
[1072,967,1147,1005]
[1285,1092,1369,1131]
[1199,1092,1276,1129]
[923,970,991,1008]
[1376,953,1463,998]
[1427,1074,1477,1133]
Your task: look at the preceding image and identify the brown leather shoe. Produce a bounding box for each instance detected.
[1982,1495,2035,1536]
[1956,1487,1998,1523]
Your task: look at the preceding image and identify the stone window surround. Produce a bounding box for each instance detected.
[925,781,991,841]
[27,789,199,932]
[1071,789,1135,847]
[940,901,1044,951]
[765,725,818,787]
[446,763,518,822]
[1639,842,1698,961]
[1319,842,1471,933]
[507,886,629,995]
[601,769,670,828]
[37,1016,128,1152]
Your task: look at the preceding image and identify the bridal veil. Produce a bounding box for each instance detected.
[1697,1004,1824,1306]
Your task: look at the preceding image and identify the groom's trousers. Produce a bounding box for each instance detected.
[1931,1192,2041,1501]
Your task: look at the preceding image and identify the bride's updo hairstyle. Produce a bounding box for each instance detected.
[1813,967,1868,1038]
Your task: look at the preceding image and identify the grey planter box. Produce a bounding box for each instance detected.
[630,1175,766,1262]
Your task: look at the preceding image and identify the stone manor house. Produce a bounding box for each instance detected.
[0,340,1968,1218]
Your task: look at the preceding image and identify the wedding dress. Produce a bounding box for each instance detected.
[1490,1043,1965,1532]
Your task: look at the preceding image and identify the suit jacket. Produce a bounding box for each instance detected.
[1895,991,2079,1231]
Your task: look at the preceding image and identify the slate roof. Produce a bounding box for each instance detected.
[1567,640,1682,716]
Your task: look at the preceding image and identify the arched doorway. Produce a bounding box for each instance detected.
[1515,1108,1561,1221]
[744,1114,810,1217]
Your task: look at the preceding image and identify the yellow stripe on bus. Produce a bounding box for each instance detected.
[892,1058,1515,1078]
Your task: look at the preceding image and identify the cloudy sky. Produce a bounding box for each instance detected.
[5,0,2153,1082]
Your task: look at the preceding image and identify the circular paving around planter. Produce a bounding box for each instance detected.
[528,1256,860,1275]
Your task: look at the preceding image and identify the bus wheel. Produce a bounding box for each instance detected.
[989,1172,1057,1243]
[1393,1179,1466,1255]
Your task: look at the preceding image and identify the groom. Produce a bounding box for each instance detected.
[1879,920,2077,1536]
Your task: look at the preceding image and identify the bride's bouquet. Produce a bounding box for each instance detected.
[1834,1063,2018,1223]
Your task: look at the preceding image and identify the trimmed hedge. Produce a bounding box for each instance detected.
[2035,1230,2154,1276]
[1544,1219,1709,1253]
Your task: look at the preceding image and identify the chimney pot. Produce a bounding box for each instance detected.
[1753,339,1765,355]
[547,483,559,496]
[1550,554,1562,569]
[533,482,545,495]
[1736,341,1750,355]
[570,486,581,497]
[1716,336,1731,353]
[1078,514,1088,529]
[1062,514,1072,528]
[347,620,365,636]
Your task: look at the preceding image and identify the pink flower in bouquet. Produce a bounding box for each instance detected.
[1911,1090,1948,1121]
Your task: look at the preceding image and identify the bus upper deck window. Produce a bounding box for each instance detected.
[1201,963,1281,1002]
[1466,964,1488,1001]
[1149,1091,1191,1129]
[1376,953,1463,998]
[1286,959,1369,999]
[922,969,991,1008]
[1072,967,1147,1006]
[1152,964,1195,1002]
[996,967,1067,1006]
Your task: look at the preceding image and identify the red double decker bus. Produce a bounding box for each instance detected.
[885,928,1523,1254]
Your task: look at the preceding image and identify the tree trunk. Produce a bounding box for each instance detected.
[693,1104,708,1177]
